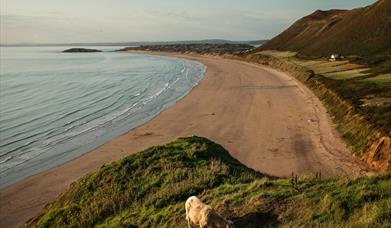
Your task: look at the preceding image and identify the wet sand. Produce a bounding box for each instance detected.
[0,52,367,228]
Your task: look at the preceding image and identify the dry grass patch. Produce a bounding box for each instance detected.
[292,59,364,75]
[256,50,297,58]
[293,59,325,67]
[324,68,371,80]
[312,62,362,74]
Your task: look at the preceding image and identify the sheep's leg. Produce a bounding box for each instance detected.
[199,220,208,228]
[185,203,191,228]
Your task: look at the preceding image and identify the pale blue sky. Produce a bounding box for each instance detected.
[0,0,376,44]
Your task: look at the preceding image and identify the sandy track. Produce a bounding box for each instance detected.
[0,52,367,228]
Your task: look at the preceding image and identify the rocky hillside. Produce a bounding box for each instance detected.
[27,137,391,227]
[259,0,391,57]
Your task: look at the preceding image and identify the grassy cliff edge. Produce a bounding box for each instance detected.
[28,137,390,227]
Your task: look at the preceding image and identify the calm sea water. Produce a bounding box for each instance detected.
[0,46,205,187]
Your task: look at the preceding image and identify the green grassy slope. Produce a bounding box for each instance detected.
[28,137,391,227]
[259,0,391,57]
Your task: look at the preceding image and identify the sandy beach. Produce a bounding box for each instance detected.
[0,52,367,228]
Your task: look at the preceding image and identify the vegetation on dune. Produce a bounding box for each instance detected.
[28,137,391,227]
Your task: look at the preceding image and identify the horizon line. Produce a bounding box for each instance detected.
[0,39,269,46]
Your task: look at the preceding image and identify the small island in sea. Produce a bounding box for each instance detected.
[63,48,102,53]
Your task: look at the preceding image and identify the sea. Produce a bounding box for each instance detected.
[0,46,205,187]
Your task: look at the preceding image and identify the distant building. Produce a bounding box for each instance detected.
[329,54,344,61]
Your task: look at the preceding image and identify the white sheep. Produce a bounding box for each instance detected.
[185,196,234,228]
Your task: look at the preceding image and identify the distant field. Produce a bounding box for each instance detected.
[256,51,389,83]
[291,59,369,80]
[361,73,391,86]
[324,68,371,80]
[309,62,361,74]
[256,50,297,58]
[257,51,372,81]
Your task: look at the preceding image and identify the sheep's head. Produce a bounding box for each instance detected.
[226,220,234,228]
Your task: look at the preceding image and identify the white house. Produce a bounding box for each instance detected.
[329,54,344,61]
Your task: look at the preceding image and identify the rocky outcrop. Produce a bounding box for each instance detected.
[363,136,391,171]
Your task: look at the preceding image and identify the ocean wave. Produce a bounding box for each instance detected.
[0,156,13,164]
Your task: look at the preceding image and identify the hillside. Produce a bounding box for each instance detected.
[27,137,391,227]
[259,0,391,57]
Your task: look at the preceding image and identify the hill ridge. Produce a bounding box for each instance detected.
[258,0,391,57]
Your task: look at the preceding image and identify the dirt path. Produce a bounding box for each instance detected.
[0,53,368,228]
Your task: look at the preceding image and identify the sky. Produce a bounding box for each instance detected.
[0,0,377,44]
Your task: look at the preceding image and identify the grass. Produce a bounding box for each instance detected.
[360,97,391,108]
[254,50,297,58]
[309,63,362,75]
[361,74,391,86]
[28,137,391,227]
[324,68,371,80]
[257,51,371,80]
[290,58,368,79]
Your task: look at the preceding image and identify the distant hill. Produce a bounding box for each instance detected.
[118,43,254,55]
[258,0,391,57]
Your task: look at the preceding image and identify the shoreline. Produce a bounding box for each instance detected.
[0,52,368,228]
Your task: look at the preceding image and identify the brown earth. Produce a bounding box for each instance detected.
[0,52,369,228]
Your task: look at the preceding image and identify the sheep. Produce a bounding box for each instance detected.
[185,196,234,228]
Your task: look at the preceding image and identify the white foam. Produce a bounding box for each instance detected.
[0,156,13,164]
